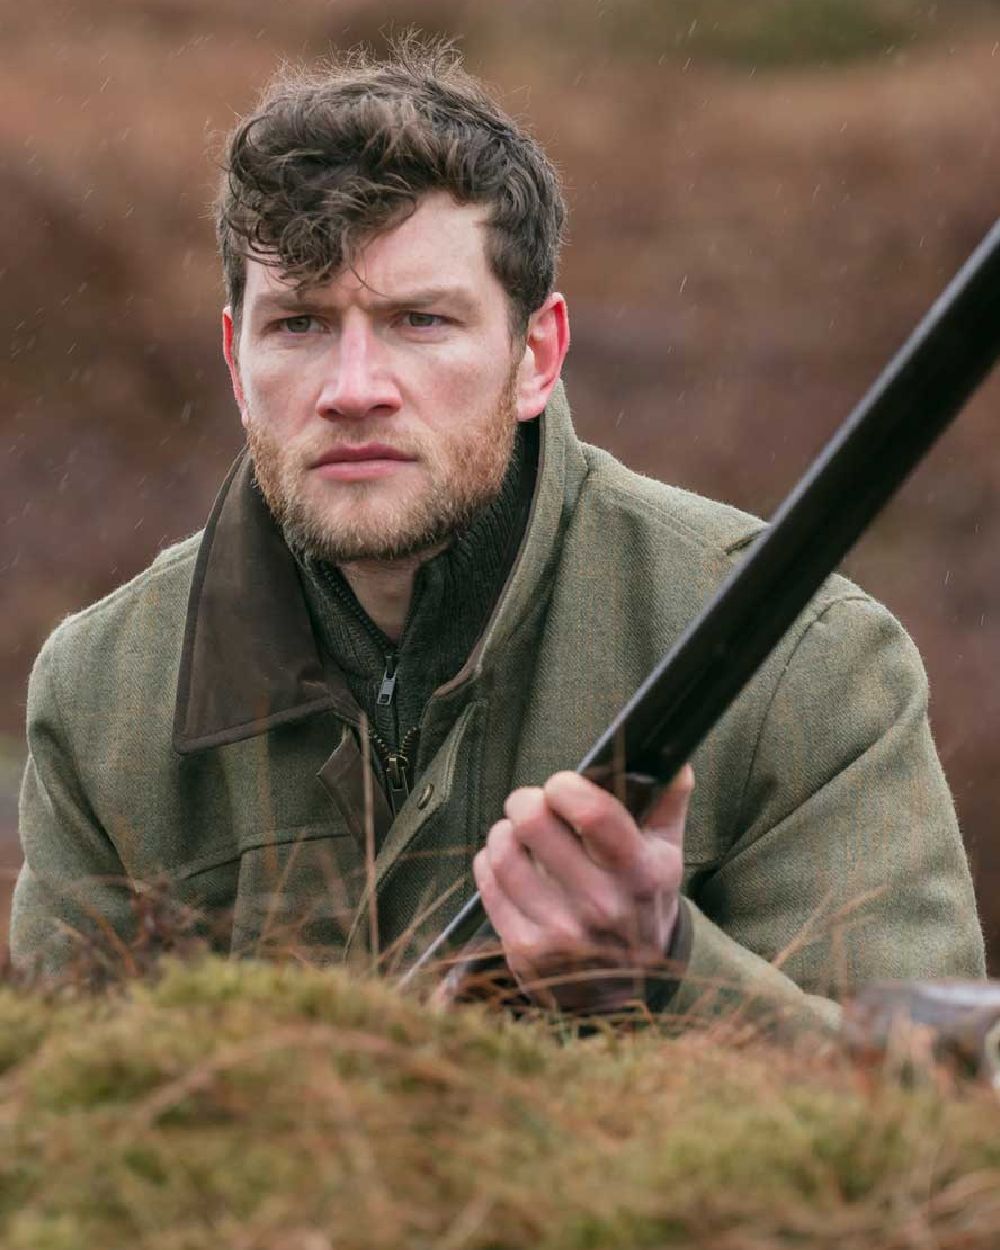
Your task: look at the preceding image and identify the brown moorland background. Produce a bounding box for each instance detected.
[2,0,999,970]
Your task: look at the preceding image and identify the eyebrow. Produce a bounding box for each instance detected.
[251,285,479,317]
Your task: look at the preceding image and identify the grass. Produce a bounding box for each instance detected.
[0,956,998,1249]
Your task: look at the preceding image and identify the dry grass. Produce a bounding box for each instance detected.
[0,955,998,1249]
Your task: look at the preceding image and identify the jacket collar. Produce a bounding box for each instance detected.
[172,381,587,755]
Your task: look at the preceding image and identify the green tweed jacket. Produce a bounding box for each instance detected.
[11,384,985,1025]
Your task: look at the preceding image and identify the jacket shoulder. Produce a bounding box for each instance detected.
[578,443,874,617]
[580,443,765,557]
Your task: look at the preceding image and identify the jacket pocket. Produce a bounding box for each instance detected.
[230,826,363,959]
[178,824,363,960]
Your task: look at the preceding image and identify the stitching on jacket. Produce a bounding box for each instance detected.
[177,824,354,881]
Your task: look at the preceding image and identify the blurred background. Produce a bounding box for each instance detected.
[2,0,999,969]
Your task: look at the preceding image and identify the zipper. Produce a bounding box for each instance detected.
[372,651,418,816]
[377,653,398,707]
[313,566,423,816]
[369,725,421,816]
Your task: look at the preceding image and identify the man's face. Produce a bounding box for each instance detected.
[224,194,533,565]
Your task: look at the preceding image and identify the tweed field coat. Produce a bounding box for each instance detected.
[11,384,985,1025]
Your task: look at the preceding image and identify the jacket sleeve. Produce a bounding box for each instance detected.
[10,637,135,976]
[667,593,986,1033]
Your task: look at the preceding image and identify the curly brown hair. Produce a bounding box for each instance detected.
[216,35,566,338]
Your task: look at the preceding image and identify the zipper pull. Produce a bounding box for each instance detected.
[385,752,411,814]
[377,654,397,707]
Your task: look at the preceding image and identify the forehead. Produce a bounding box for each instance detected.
[241,193,498,308]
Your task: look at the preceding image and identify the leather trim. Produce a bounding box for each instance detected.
[172,452,358,754]
[317,728,393,851]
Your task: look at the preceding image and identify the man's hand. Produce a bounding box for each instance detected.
[472,765,694,1013]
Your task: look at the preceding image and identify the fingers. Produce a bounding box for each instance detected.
[540,772,642,872]
[473,832,582,994]
[474,792,626,963]
[472,769,693,1012]
[473,842,543,955]
[541,768,688,903]
[488,777,680,939]
[476,816,573,929]
[502,787,620,919]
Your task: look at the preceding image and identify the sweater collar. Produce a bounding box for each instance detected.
[172,381,587,754]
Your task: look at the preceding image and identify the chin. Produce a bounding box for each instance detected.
[292,499,439,564]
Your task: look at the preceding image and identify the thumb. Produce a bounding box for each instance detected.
[640,763,694,849]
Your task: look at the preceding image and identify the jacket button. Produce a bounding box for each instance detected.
[417,783,434,810]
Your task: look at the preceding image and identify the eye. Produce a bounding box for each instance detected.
[279,315,319,334]
[403,311,445,329]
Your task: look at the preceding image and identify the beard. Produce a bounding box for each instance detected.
[245,368,520,565]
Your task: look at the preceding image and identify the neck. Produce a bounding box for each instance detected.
[338,546,445,643]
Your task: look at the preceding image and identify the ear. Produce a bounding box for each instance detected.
[222,308,249,429]
[515,292,571,423]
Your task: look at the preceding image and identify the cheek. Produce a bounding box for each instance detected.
[411,347,511,415]
[242,359,310,423]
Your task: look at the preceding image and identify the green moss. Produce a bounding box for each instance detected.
[0,957,997,1249]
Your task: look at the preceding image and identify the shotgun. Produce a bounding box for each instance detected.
[401,217,1000,1001]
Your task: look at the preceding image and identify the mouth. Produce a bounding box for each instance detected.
[312,444,416,466]
[310,443,418,481]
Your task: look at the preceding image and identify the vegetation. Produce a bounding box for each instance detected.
[0,956,998,1249]
[468,0,1000,68]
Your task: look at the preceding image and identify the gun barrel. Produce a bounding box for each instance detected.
[404,217,1000,985]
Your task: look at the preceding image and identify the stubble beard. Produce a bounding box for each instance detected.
[245,369,520,565]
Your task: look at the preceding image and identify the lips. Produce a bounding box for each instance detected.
[308,442,418,483]
[311,443,416,467]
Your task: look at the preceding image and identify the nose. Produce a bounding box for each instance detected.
[315,313,401,422]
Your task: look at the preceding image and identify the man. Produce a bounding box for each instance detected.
[11,39,985,1023]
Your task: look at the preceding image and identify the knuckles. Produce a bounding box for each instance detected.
[484,818,526,883]
[630,840,683,898]
[471,848,491,893]
[490,846,526,893]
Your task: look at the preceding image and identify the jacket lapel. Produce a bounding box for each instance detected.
[172,451,359,755]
